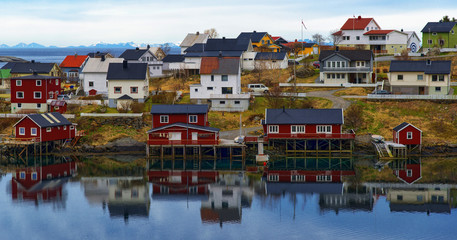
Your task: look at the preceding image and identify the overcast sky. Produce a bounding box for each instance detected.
[1,0,457,46]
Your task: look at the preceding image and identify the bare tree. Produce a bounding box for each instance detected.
[160,43,171,55]
[329,29,342,46]
[312,33,325,45]
[344,104,364,131]
[204,28,219,38]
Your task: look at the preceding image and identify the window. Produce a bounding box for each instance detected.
[397,195,403,201]
[357,62,360,67]
[34,92,41,99]
[407,132,413,139]
[428,39,433,44]
[36,80,42,86]
[211,75,214,81]
[332,74,336,79]
[327,74,331,78]
[291,175,305,182]
[17,103,22,108]
[160,115,169,123]
[366,27,369,31]
[70,126,74,130]
[194,88,198,92]
[46,127,51,132]
[268,174,279,182]
[336,74,340,79]
[31,128,37,136]
[317,125,332,133]
[332,62,335,68]
[417,75,423,80]
[397,75,403,80]
[16,91,24,99]
[207,87,213,90]
[341,62,345,68]
[268,125,279,133]
[19,127,25,135]
[432,32,437,36]
[49,92,54,99]
[89,81,94,87]
[16,80,22,86]
[221,75,228,81]
[291,125,305,133]
[417,195,424,202]
[64,126,66,130]
[222,87,232,94]
[341,74,345,79]
[131,87,138,93]
[337,62,340,68]
[317,175,332,182]
[234,101,240,104]
[55,79,59,85]
[32,172,37,180]
[20,171,26,179]
[356,36,360,40]
[439,39,445,45]
[189,115,197,123]
[219,101,225,104]
[432,75,438,81]
[36,104,41,109]
[439,75,444,81]
[407,169,412,177]
[114,87,122,93]
[435,87,441,92]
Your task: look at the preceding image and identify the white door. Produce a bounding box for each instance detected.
[169,132,181,141]
[192,132,198,141]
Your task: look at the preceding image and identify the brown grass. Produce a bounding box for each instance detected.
[334,87,374,96]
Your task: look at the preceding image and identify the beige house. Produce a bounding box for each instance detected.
[389,60,451,95]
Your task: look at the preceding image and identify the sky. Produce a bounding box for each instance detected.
[1,0,457,47]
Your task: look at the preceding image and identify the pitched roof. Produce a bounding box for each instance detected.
[12,74,58,80]
[9,62,56,74]
[106,62,148,80]
[81,58,124,73]
[147,122,219,133]
[255,52,287,60]
[389,60,451,74]
[200,57,240,75]
[16,112,72,128]
[184,43,205,53]
[119,49,154,60]
[204,38,251,51]
[340,17,375,30]
[265,108,344,125]
[1,62,16,70]
[150,104,208,114]
[180,33,210,47]
[421,22,457,33]
[271,36,281,41]
[332,31,343,36]
[185,51,243,58]
[363,30,394,35]
[118,94,133,100]
[393,122,410,132]
[59,55,89,68]
[87,52,112,58]
[162,54,185,63]
[0,69,11,79]
[237,31,268,43]
[319,50,373,61]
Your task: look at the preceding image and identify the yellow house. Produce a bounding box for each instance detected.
[5,62,62,78]
[283,41,320,56]
[238,31,281,52]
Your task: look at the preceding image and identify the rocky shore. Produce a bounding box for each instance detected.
[0,56,27,62]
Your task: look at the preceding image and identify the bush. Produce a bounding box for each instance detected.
[80,94,103,100]
[344,104,364,131]
[131,102,144,113]
[295,67,315,78]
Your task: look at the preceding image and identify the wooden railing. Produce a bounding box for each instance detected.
[0,136,40,144]
[148,139,219,146]
[367,94,457,100]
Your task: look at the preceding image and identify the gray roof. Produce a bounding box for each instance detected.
[1,62,16,70]
[237,32,268,43]
[255,52,287,60]
[118,94,133,100]
[119,49,152,60]
[180,33,209,47]
[7,62,55,74]
[389,61,451,74]
[87,52,111,58]
[421,22,457,33]
[13,74,58,80]
[204,38,251,51]
[393,122,410,132]
[106,62,148,80]
[147,122,219,133]
[162,54,185,63]
[149,104,208,114]
[265,108,343,125]
[25,112,72,128]
[319,50,373,61]
[184,43,205,53]
[185,51,243,58]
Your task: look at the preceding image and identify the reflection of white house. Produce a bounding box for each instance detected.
[387,187,450,214]
[81,57,124,96]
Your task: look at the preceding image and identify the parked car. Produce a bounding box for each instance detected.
[234,136,245,144]
[313,61,320,68]
[57,94,71,100]
[248,84,269,93]
[372,90,391,94]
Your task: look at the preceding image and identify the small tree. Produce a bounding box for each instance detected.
[329,29,342,45]
[160,43,171,55]
[265,86,284,109]
[204,28,219,38]
[344,104,364,131]
[312,33,325,46]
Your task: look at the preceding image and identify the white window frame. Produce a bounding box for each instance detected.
[36,103,41,109]
[32,172,37,180]
[36,80,42,86]
[291,175,305,182]
[19,127,25,135]
[31,128,37,136]
[46,127,51,132]
[417,74,423,80]
[317,175,332,182]
[189,115,197,123]
[33,91,42,99]
[268,174,279,182]
[20,171,26,179]
[70,126,74,130]
[49,92,54,99]
[17,103,22,108]
[268,125,279,133]
[16,80,22,86]
[406,132,413,139]
[55,79,59,85]
[160,115,169,123]
[407,169,413,177]
[16,91,24,99]
[291,125,305,134]
[64,126,67,130]
[317,125,332,134]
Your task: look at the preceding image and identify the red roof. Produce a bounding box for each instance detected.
[332,31,343,36]
[60,55,88,68]
[363,30,394,35]
[271,36,281,41]
[340,17,375,30]
[200,57,219,75]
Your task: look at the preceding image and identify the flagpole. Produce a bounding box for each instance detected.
[301,19,303,57]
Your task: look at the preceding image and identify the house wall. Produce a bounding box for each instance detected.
[83,72,109,95]
[108,79,149,108]
[210,98,250,112]
[320,55,372,84]
[266,170,355,183]
[10,77,61,113]
[395,164,421,184]
[152,113,207,128]
[148,126,218,145]
[264,124,342,138]
[11,103,48,113]
[15,117,76,142]
[385,44,407,54]
[407,34,421,53]
[422,25,457,49]
[242,52,256,71]
[394,125,421,145]
[184,57,202,70]
[190,74,241,99]
[388,71,450,95]
[255,57,288,70]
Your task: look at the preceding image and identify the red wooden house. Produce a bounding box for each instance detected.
[266,170,355,183]
[391,159,422,184]
[149,170,218,195]
[261,108,354,140]
[147,104,220,145]
[13,112,76,142]
[10,73,61,113]
[49,100,67,114]
[393,122,422,146]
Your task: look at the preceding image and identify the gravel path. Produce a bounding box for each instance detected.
[306,89,352,109]
[219,126,262,140]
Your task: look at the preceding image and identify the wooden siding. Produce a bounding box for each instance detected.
[15,116,76,142]
[393,125,421,145]
[148,125,218,145]
[152,113,208,128]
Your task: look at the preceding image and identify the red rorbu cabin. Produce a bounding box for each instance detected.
[49,100,67,114]
[147,104,219,145]
[13,112,77,142]
[392,160,422,184]
[393,122,422,146]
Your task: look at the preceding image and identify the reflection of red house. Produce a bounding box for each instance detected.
[49,100,67,114]
[266,170,355,183]
[11,162,77,201]
[13,112,77,142]
[393,122,422,146]
[392,160,422,184]
[149,171,218,194]
[147,104,220,145]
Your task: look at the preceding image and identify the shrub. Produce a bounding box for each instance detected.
[131,102,144,113]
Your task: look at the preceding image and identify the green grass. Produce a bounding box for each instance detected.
[0,94,10,99]
[452,86,457,95]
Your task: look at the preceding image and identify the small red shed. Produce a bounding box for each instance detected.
[393,122,422,146]
[88,89,98,96]
[13,112,77,142]
[49,100,67,114]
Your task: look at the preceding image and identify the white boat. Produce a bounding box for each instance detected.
[371,135,384,143]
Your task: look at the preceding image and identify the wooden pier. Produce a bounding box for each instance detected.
[373,141,407,159]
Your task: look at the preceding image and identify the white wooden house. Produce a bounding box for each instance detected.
[81,57,124,96]
[119,47,163,78]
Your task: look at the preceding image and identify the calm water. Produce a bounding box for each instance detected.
[1,156,457,240]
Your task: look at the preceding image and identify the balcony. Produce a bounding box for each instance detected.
[246,131,356,142]
[148,139,219,146]
[321,67,371,72]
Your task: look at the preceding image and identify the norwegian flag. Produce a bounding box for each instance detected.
[301,20,307,30]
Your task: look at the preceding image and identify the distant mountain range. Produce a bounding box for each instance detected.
[0,42,180,49]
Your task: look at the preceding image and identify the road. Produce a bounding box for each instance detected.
[306,89,352,109]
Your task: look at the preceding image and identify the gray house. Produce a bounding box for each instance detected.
[119,47,163,78]
[319,49,373,85]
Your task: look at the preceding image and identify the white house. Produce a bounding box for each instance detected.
[179,32,209,54]
[404,31,421,53]
[254,52,288,70]
[107,61,149,109]
[162,54,185,74]
[80,57,124,96]
[119,47,163,78]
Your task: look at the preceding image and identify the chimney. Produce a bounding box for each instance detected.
[96,51,100,54]
[222,37,226,40]
[282,106,285,112]
[196,31,200,35]
[253,30,257,33]
[401,29,404,32]
[147,44,150,49]
[136,47,139,50]
[335,46,339,52]
[427,59,431,65]
[218,51,222,58]
[123,60,128,68]
[358,16,361,20]
[31,60,35,63]
[101,55,106,61]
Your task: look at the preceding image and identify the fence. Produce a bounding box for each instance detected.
[80,113,144,117]
[66,100,107,106]
[251,92,307,97]
[0,113,75,119]
[279,83,380,88]
[367,94,457,100]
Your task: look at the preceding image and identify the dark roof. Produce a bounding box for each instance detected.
[147,122,219,133]
[119,49,150,60]
[255,52,287,60]
[106,62,148,80]
[162,54,185,63]
[12,74,58,80]
[8,62,55,74]
[149,104,208,114]
[393,122,410,132]
[87,52,111,58]
[185,51,243,58]
[389,61,451,74]
[1,62,16,70]
[184,43,205,53]
[421,22,457,33]
[303,43,318,48]
[265,108,343,125]
[237,32,268,43]
[266,182,343,195]
[26,112,72,128]
[200,57,240,75]
[108,202,149,218]
[118,94,133,100]
[319,50,373,61]
[204,38,251,51]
